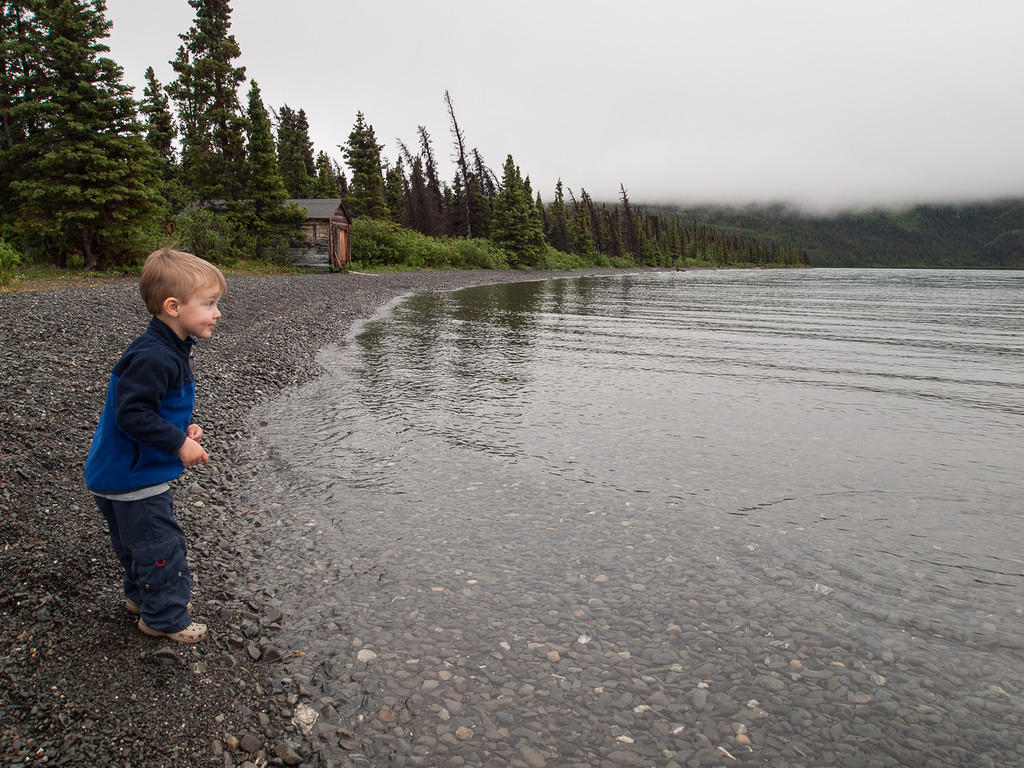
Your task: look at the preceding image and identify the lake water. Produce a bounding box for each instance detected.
[251,269,1023,765]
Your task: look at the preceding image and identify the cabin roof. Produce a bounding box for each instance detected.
[287,199,346,220]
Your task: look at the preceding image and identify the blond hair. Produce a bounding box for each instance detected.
[139,248,226,315]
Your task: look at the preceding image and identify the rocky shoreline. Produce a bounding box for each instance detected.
[0,268,630,767]
[6,268,1022,768]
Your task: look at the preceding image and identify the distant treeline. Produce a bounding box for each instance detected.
[0,0,804,275]
[643,201,1024,269]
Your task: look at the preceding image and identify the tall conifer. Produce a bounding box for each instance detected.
[312,150,340,198]
[141,66,176,167]
[490,155,545,267]
[276,104,313,197]
[383,157,406,225]
[545,179,571,252]
[241,80,299,257]
[296,108,314,177]
[342,111,388,219]
[168,0,247,203]
[2,0,161,267]
[569,190,598,261]
[417,126,446,235]
[0,0,44,224]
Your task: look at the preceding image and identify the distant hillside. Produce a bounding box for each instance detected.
[641,199,1024,268]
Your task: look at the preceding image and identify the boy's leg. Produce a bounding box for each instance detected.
[94,495,143,607]
[106,490,193,634]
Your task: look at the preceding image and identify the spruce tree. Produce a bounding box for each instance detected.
[545,179,571,252]
[417,125,446,235]
[140,65,184,217]
[444,90,473,237]
[619,184,640,259]
[141,66,176,167]
[0,0,44,226]
[312,150,339,197]
[168,0,247,203]
[468,149,494,238]
[296,108,314,177]
[3,0,161,267]
[276,104,313,197]
[569,190,598,262]
[241,80,299,257]
[342,111,388,219]
[383,156,405,225]
[490,155,545,267]
[399,144,431,234]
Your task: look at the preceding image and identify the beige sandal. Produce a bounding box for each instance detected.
[138,617,207,643]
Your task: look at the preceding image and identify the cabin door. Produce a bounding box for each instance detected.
[331,225,349,268]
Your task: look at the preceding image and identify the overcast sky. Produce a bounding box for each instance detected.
[103,0,1024,212]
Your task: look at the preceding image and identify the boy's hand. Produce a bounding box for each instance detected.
[178,436,210,467]
[187,424,203,442]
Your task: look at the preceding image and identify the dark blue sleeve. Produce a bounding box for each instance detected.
[113,352,187,456]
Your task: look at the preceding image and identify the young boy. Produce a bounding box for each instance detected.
[85,248,226,643]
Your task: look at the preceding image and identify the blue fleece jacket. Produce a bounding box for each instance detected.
[85,317,196,494]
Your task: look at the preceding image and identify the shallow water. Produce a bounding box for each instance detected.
[249,269,1023,765]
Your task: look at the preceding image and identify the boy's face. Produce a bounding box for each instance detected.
[164,284,223,340]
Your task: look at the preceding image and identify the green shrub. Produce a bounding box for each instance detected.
[448,237,509,270]
[170,208,242,266]
[350,218,505,270]
[350,218,405,266]
[533,245,591,271]
[0,238,23,288]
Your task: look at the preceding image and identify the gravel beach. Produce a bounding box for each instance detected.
[3,268,1021,768]
[0,268,632,767]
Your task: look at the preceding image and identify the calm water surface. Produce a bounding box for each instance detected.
[253,269,1023,764]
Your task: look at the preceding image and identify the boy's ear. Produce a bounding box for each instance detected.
[161,296,181,317]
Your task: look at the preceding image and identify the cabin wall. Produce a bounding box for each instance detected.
[297,219,331,247]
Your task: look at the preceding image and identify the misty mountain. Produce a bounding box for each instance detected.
[642,199,1024,269]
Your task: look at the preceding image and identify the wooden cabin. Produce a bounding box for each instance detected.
[286,198,352,269]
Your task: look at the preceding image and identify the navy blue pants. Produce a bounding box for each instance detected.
[95,490,193,633]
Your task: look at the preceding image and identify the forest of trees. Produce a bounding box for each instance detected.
[0,0,807,277]
[647,201,1024,269]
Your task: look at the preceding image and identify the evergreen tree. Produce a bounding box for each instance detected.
[619,183,640,258]
[140,65,184,223]
[0,0,45,227]
[312,150,340,197]
[383,156,405,225]
[445,90,473,237]
[241,80,299,257]
[568,188,598,261]
[296,107,315,177]
[468,148,495,238]
[337,166,348,197]
[276,104,313,197]
[417,125,446,235]
[581,189,603,254]
[141,66,175,167]
[524,175,545,249]
[473,149,497,198]
[490,155,545,267]
[467,176,491,239]
[167,0,247,203]
[398,141,432,234]
[535,191,547,241]
[545,179,571,252]
[636,216,663,265]
[603,205,622,260]
[342,111,388,218]
[2,0,161,267]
